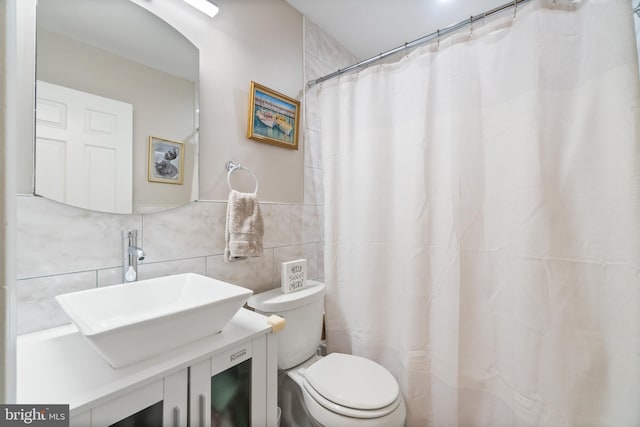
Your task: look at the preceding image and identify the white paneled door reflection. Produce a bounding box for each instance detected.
[35,81,133,213]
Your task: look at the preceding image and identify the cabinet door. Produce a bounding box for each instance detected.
[91,369,187,427]
[210,344,253,427]
[91,380,163,427]
[189,341,256,427]
[189,335,277,427]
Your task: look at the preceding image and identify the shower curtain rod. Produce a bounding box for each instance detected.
[307,0,537,88]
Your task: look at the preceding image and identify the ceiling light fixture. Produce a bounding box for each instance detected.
[182,0,219,18]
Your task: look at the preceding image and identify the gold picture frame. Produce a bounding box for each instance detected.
[247,81,300,150]
[147,136,185,185]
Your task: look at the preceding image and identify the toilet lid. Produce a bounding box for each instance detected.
[302,353,399,410]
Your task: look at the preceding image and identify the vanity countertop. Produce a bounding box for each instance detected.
[17,308,271,415]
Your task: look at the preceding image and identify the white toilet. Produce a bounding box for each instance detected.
[248,281,406,427]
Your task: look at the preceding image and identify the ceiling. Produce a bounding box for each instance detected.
[39,0,513,79]
[285,0,511,60]
[37,0,198,81]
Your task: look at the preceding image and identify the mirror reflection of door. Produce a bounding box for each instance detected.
[34,0,199,215]
[36,81,133,214]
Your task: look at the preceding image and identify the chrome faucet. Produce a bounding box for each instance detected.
[122,229,145,283]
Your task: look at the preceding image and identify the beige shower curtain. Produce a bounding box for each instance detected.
[318,1,640,425]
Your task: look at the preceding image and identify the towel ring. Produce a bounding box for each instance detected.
[226,161,258,193]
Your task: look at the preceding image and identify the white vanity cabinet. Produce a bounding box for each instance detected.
[18,309,278,427]
[85,370,187,427]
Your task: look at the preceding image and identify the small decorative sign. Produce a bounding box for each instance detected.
[281,259,307,293]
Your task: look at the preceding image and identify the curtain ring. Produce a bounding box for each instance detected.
[437,29,440,47]
[470,16,473,37]
[513,0,517,19]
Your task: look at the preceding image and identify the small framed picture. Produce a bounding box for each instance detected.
[148,136,184,185]
[247,81,300,150]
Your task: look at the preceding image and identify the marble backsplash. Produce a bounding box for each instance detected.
[16,196,324,334]
[16,16,356,335]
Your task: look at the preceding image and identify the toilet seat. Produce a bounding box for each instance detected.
[300,353,402,419]
[302,379,402,419]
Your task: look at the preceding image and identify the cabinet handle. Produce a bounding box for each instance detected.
[173,406,181,427]
[199,394,206,427]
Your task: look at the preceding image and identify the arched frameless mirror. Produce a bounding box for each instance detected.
[35,0,199,214]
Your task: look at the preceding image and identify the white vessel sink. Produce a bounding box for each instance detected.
[55,273,252,368]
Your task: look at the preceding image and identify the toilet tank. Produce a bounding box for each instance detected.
[248,281,325,370]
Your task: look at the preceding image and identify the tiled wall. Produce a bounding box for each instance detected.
[16,16,357,336]
[16,197,323,334]
[302,16,359,206]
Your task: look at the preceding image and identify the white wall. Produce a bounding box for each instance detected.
[11,0,361,344]
[37,29,197,212]
[302,18,360,208]
[1,0,18,404]
[19,0,305,202]
[13,1,35,197]
[15,0,323,335]
[132,0,305,203]
[634,1,640,70]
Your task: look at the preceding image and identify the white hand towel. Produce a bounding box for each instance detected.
[225,190,264,262]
